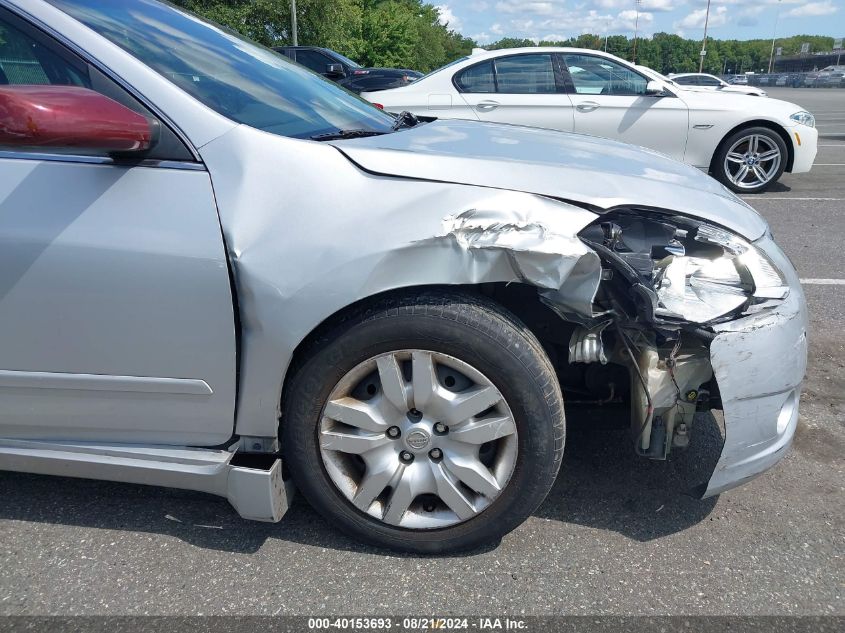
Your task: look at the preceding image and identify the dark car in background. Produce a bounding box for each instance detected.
[274,46,421,93]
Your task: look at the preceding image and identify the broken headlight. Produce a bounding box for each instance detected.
[581,213,789,324]
[652,224,788,322]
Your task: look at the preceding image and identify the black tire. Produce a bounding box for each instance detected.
[712,126,788,194]
[281,289,564,554]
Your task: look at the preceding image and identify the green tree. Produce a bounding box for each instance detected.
[170,2,836,75]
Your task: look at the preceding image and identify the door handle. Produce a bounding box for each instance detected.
[576,101,600,112]
[476,100,499,112]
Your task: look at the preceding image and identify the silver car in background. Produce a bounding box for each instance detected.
[0,0,807,553]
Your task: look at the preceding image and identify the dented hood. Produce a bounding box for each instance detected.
[329,119,768,241]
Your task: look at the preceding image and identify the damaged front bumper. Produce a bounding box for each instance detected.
[701,234,808,497]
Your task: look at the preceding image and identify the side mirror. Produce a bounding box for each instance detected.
[0,86,154,153]
[325,63,346,78]
[645,80,667,96]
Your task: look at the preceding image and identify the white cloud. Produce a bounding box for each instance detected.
[497,8,656,40]
[640,0,675,12]
[469,1,490,11]
[675,5,728,30]
[495,1,560,15]
[595,0,628,8]
[592,0,673,9]
[491,22,504,35]
[784,1,838,18]
[436,5,463,30]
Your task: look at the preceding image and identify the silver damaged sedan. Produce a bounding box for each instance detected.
[0,0,808,553]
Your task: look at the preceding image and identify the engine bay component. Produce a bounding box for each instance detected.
[628,335,713,459]
[568,320,611,364]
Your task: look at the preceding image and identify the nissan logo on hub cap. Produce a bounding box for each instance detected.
[406,429,431,451]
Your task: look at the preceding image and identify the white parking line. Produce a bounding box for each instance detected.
[800,279,845,285]
[742,197,843,201]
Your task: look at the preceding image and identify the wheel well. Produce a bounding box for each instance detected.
[279,283,574,427]
[710,120,794,174]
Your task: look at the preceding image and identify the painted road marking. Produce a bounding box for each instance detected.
[800,279,845,285]
[742,197,843,201]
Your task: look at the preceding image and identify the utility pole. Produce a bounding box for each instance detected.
[632,0,641,63]
[767,0,782,74]
[291,0,298,46]
[698,0,711,73]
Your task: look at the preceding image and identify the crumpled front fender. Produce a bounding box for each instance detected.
[367,193,603,318]
[200,125,604,438]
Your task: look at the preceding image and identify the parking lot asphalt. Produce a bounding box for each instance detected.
[764,87,845,138]
[1,97,843,619]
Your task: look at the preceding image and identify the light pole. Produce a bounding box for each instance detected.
[698,0,711,73]
[767,0,782,74]
[632,0,641,63]
[291,0,298,46]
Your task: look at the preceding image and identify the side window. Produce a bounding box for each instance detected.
[494,54,556,94]
[296,49,333,74]
[699,76,721,86]
[563,54,648,96]
[674,76,697,86]
[0,19,89,87]
[454,60,495,93]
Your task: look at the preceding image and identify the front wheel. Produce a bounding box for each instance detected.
[713,126,787,194]
[282,290,565,553]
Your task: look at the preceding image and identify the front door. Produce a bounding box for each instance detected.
[0,11,237,446]
[561,53,689,162]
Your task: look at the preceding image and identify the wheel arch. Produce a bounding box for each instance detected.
[709,119,794,174]
[278,283,569,434]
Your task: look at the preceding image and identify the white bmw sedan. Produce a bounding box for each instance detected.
[668,73,768,97]
[363,47,817,193]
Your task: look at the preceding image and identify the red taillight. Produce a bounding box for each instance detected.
[373,103,384,109]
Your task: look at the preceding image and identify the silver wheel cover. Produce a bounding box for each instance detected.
[723,133,782,190]
[319,350,518,529]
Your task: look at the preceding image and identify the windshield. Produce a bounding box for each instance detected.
[330,50,361,69]
[47,0,395,139]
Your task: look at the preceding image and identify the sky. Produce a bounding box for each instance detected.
[434,0,845,45]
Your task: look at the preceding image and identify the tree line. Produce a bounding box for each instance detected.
[172,1,835,75]
[171,0,474,72]
[491,34,836,75]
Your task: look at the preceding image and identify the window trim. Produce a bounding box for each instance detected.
[0,3,202,166]
[492,53,562,95]
[452,53,568,95]
[452,58,497,93]
[295,48,338,74]
[559,52,652,97]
